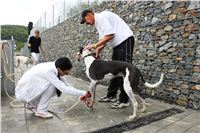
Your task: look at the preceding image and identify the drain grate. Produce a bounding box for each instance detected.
[88,108,184,133]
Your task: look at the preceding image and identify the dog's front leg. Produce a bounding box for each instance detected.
[87,80,97,108]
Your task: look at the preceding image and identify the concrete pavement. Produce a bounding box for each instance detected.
[1,76,200,133]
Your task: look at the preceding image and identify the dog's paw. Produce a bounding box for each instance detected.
[138,107,146,113]
[128,115,136,120]
[145,102,151,106]
[86,98,94,108]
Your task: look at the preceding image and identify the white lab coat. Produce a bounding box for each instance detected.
[15,62,86,103]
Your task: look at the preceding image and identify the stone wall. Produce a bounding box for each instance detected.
[40,1,200,109]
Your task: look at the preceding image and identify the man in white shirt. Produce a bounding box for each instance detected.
[15,57,91,118]
[81,10,134,108]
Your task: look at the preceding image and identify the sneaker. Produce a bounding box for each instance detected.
[112,101,121,106]
[24,103,37,113]
[35,112,53,118]
[112,101,131,109]
[98,96,117,102]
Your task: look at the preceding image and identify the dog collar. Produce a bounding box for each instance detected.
[83,53,95,59]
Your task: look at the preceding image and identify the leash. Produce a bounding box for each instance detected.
[1,42,89,127]
[1,42,24,108]
[49,94,93,114]
[83,53,96,59]
[1,43,86,111]
[49,100,81,114]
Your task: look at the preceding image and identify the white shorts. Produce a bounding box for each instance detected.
[31,52,40,65]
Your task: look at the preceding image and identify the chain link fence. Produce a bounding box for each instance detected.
[31,0,102,35]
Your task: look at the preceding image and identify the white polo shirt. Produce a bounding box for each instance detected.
[94,11,133,48]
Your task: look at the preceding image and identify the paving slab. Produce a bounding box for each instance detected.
[1,75,200,133]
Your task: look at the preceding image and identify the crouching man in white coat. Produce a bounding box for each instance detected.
[15,57,90,118]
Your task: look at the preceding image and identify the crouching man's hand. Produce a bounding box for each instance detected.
[79,91,91,101]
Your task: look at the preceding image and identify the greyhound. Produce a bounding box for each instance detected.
[78,47,164,120]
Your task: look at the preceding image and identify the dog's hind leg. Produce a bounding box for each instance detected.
[135,95,146,113]
[140,96,146,113]
[124,68,138,120]
[129,71,146,113]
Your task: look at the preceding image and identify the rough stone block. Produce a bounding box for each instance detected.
[173,89,180,95]
[167,48,176,53]
[185,24,199,32]
[156,29,165,36]
[159,42,173,52]
[176,99,187,106]
[164,25,173,31]
[169,14,177,21]
[192,73,200,82]
[186,10,199,17]
[189,34,197,40]
[193,85,200,91]
[161,35,169,41]
[193,66,200,73]
[183,20,192,25]
[176,7,187,14]
[163,2,173,10]
[151,17,161,24]
[168,69,177,73]
[187,1,200,10]
[194,59,200,65]
[196,50,200,56]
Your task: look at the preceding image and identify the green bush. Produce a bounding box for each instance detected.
[1,25,28,51]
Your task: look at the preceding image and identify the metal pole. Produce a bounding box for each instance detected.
[64,0,65,20]
[0,26,1,40]
[79,0,81,12]
[40,17,42,29]
[44,12,46,29]
[52,4,54,27]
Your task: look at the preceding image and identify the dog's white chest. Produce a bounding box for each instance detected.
[84,56,95,80]
[86,68,91,80]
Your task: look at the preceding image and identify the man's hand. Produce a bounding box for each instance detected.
[95,45,105,58]
[95,47,101,58]
[41,50,45,57]
[79,91,92,101]
[84,44,95,50]
[76,52,81,61]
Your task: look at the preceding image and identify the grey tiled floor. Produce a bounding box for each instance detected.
[1,76,200,133]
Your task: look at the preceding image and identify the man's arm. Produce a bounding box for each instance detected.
[95,34,114,57]
[28,43,31,48]
[84,16,115,57]
[84,34,114,57]
[39,44,44,53]
[39,38,44,53]
[95,34,114,48]
[46,71,86,96]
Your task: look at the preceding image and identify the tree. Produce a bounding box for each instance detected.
[1,25,28,51]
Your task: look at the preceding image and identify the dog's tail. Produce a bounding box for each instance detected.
[139,71,164,88]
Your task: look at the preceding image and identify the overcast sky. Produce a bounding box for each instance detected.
[0,0,81,26]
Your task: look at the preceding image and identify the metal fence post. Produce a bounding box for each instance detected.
[0,26,1,40]
[44,12,46,29]
[52,4,54,27]
[1,40,15,96]
[64,0,65,20]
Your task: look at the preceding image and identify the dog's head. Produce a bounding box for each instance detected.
[77,46,94,61]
